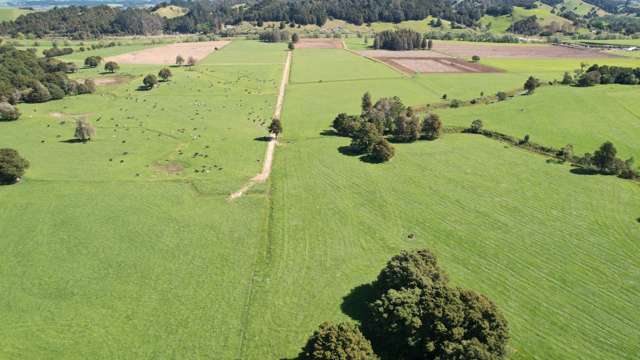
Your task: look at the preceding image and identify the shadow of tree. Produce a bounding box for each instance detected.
[254,136,272,142]
[59,139,87,144]
[570,167,600,176]
[341,283,376,324]
[338,145,363,157]
[320,129,339,137]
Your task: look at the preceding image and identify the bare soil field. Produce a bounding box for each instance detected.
[296,39,343,49]
[105,41,231,65]
[373,56,501,74]
[358,50,452,58]
[432,43,613,58]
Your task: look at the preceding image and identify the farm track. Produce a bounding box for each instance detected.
[229,51,292,200]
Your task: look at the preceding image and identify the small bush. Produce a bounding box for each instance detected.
[0,102,20,121]
[0,148,29,184]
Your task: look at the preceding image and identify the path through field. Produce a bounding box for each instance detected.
[229,50,292,200]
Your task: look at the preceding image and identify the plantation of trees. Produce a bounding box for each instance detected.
[373,29,429,50]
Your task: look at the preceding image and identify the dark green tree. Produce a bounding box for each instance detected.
[158,67,172,81]
[176,54,185,66]
[104,61,119,73]
[470,119,483,133]
[369,138,395,163]
[393,113,420,142]
[351,122,382,154]
[292,33,300,43]
[297,322,379,360]
[593,141,617,173]
[0,148,29,184]
[143,74,158,89]
[496,91,508,101]
[422,113,442,140]
[524,76,540,94]
[25,81,52,103]
[269,118,283,138]
[361,92,373,115]
[84,56,100,68]
[366,249,509,360]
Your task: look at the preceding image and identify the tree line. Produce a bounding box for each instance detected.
[296,248,509,359]
[0,0,546,38]
[0,45,95,122]
[0,5,164,38]
[561,64,640,87]
[373,29,433,50]
[331,93,444,163]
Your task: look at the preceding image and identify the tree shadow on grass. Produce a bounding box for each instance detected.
[570,167,600,176]
[359,155,384,164]
[254,136,272,142]
[338,145,363,157]
[59,139,87,144]
[320,129,339,137]
[341,283,376,323]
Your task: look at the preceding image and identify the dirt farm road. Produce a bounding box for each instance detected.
[229,50,292,200]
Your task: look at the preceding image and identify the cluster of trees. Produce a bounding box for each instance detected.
[0,148,29,185]
[141,67,174,90]
[579,141,638,179]
[259,29,291,42]
[175,54,196,67]
[589,15,640,34]
[296,249,509,359]
[426,30,522,43]
[563,64,640,86]
[508,15,543,35]
[0,45,95,121]
[43,47,73,58]
[332,93,444,163]
[373,29,432,50]
[0,6,164,38]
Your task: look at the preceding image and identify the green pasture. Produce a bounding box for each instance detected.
[437,84,640,160]
[1,39,639,360]
[481,57,640,79]
[480,3,572,33]
[0,40,286,358]
[243,49,640,359]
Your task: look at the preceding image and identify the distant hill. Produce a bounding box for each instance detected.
[0,7,32,22]
[152,4,187,19]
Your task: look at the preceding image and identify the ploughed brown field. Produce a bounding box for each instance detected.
[387,58,502,73]
[431,42,614,58]
[295,38,344,49]
[105,40,231,65]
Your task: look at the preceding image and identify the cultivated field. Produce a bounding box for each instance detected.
[295,38,344,49]
[105,40,230,64]
[1,35,640,360]
[432,41,614,58]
